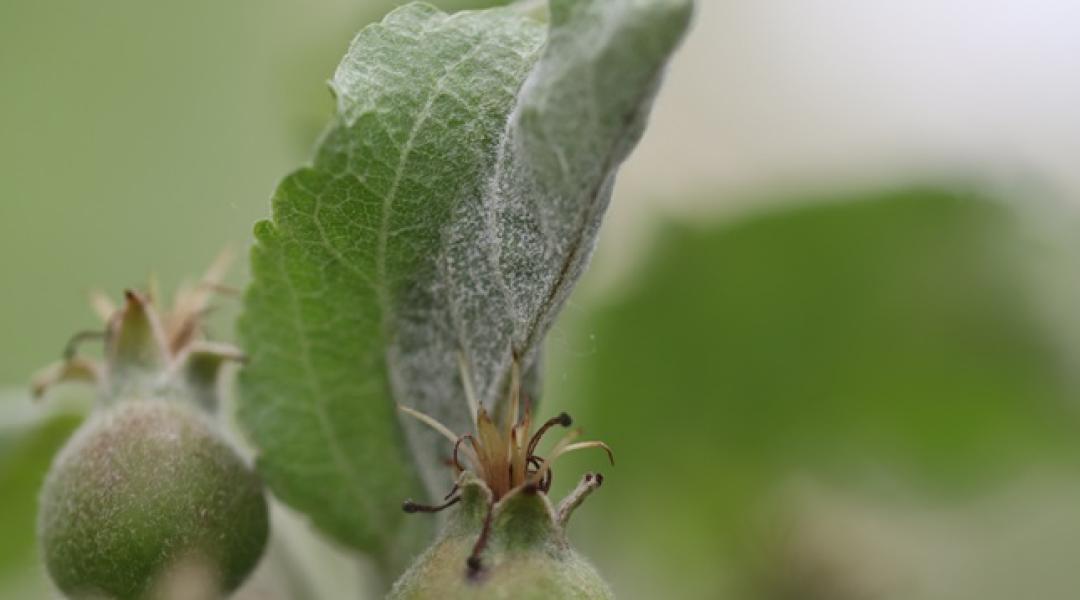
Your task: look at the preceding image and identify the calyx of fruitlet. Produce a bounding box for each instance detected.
[390,471,613,599]
[32,252,243,409]
[33,254,268,600]
[393,361,615,598]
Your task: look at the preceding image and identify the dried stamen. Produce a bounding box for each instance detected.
[557,472,604,527]
[452,435,480,473]
[62,330,105,360]
[528,428,580,486]
[559,441,615,467]
[398,357,613,518]
[402,496,461,514]
[526,455,552,492]
[526,412,572,458]
[31,357,102,400]
[398,405,459,444]
[528,430,614,489]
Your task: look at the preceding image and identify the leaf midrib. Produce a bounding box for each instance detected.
[296,17,514,514]
[272,244,379,531]
[374,18,491,342]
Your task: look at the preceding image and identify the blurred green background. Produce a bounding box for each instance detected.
[5,1,1080,599]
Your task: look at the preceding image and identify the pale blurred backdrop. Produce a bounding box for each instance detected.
[3,1,1080,598]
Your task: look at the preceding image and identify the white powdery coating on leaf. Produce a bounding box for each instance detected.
[238,0,694,556]
[402,0,694,493]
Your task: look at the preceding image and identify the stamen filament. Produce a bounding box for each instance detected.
[402,496,461,514]
[526,412,572,458]
[398,405,459,445]
[528,428,581,487]
[62,330,106,361]
[558,441,615,466]
[452,435,482,473]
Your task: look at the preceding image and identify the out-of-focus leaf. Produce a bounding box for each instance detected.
[0,411,81,578]
[551,187,1080,598]
[0,388,88,594]
[237,0,692,567]
[751,478,1080,600]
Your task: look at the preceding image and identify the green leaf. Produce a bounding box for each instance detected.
[238,0,692,564]
[394,0,692,488]
[0,389,83,581]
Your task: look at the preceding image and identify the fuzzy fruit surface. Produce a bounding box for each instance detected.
[390,478,613,600]
[38,400,269,600]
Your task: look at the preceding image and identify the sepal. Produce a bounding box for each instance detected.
[105,290,170,396]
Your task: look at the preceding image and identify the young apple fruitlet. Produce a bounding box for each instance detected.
[33,256,269,600]
[391,361,615,599]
